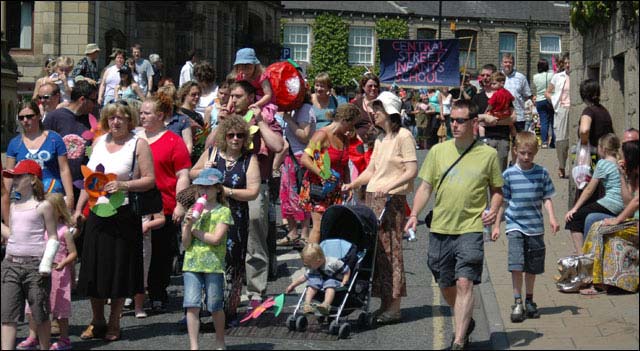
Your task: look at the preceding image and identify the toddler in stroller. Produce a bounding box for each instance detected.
[286,243,352,315]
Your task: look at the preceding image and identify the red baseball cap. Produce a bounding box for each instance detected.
[2,159,43,180]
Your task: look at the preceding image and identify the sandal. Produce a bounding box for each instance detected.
[104,324,121,342]
[276,235,300,246]
[558,168,566,179]
[580,286,607,296]
[80,322,107,340]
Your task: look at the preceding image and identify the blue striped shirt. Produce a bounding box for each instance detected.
[503,164,555,236]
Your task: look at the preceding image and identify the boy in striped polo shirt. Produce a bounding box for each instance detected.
[492,131,560,323]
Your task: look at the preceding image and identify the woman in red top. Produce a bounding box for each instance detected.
[139,94,192,312]
[299,104,358,243]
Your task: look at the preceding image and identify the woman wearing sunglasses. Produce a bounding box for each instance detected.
[5,100,74,210]
[190,115,260,321]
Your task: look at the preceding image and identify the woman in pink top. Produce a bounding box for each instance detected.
[1,160,58,351]
[343,92,418,324]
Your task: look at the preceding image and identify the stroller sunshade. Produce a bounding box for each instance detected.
[320,205,378,251]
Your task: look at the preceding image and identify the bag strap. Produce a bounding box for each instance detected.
[434,140,477,196]
[285,137,302,170]
[129,137,139,180]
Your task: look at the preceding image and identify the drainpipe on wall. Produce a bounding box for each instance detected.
[526,18,532,81]
[57,1,62,56]
[95,1,100,44]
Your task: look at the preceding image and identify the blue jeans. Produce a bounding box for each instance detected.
[183,271,224,312]
[583,213,614,239]
[536,100,555,146]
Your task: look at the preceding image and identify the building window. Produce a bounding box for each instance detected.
[283,25,310,62]
[539,35,561,68]
[417,28,436,40]
[456,30,477,69]
[349,27,374,65]
[498,32,517,63]
[6,1,34,50]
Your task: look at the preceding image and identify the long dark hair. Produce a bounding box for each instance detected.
[622,140,639,183]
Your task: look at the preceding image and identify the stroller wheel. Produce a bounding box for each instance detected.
[367,314,377,329]
[338,323,351,339]
[286,315,296,331]
[329,320,340,335]
[295,315,308,332]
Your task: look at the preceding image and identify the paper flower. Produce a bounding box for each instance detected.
[62,134,86,160]
[74,164,125,217]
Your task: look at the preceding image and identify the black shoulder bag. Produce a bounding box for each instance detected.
[285,137,306,192]
[424,140,477,228]
[128,139,164,216]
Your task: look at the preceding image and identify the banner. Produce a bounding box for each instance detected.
[378,39,460,87]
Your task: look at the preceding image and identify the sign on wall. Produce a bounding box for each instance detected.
[378,39,460,87]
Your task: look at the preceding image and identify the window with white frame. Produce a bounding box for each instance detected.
[283,24,310,62]
[539,35,561,68]
[349,27,374,65]
[456,30,477,69]
[498,32,517,63]
[6,1,34,50]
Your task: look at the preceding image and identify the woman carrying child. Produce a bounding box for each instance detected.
[181,168,233,350]
[1,160,59,350]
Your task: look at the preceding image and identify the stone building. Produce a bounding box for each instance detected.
[567,1,638,206]
[2,1,281,96]
[281,1,570,83]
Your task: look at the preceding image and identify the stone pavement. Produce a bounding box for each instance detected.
[480,147,639,350]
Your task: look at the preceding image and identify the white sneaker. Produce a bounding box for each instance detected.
[124,298,133,308]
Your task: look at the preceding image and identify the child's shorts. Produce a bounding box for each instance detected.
[507,231,546,274]
[183,271,224,313]
[306,273,342,291]
[1,258,51,324]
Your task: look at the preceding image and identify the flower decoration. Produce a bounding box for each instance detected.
[62,134,87,160]
[73,164,125,217]
[242,109,262,151]
[305,141,332,180]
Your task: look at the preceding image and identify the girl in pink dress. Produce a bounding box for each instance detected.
[21,193,77,350]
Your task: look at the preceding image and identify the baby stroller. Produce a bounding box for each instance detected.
[286,203,385,339]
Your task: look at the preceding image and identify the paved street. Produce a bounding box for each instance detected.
[10,145,639,350]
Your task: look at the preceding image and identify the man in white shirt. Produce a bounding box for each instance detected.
[179,49,200,88]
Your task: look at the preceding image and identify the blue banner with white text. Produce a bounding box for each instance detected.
[378,39,460,87]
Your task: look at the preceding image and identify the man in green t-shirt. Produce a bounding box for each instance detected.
[405,100,503,350]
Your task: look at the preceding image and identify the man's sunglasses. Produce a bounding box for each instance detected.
[37,94,57,100]
[451,117,473,124]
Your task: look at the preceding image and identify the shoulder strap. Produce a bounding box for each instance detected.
[434,140,477,196]
[129,137,139,180]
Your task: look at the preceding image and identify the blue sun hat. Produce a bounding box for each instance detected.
[234,48,261,66]
[193,168,223,186]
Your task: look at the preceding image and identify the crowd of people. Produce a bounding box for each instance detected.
[1,42,638,351]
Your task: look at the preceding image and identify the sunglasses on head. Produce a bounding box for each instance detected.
[17,114,37,121]
[107,99,128,106]
[226,132,246,139]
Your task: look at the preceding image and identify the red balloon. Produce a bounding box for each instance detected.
[265,61,306,111]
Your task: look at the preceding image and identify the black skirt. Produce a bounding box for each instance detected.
[77,204,144,299]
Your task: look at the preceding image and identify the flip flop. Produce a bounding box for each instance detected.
[580,287,606,295]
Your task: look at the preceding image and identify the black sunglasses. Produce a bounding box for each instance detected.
[17,114,37,121]
[451,117,472,124]
[37,94,55,100]
[226,132,246,139]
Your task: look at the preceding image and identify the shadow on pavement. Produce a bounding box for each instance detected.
[537,305,583,316]
[505,330,544,347]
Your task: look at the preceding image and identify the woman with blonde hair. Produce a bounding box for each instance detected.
[75,100,155,341]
